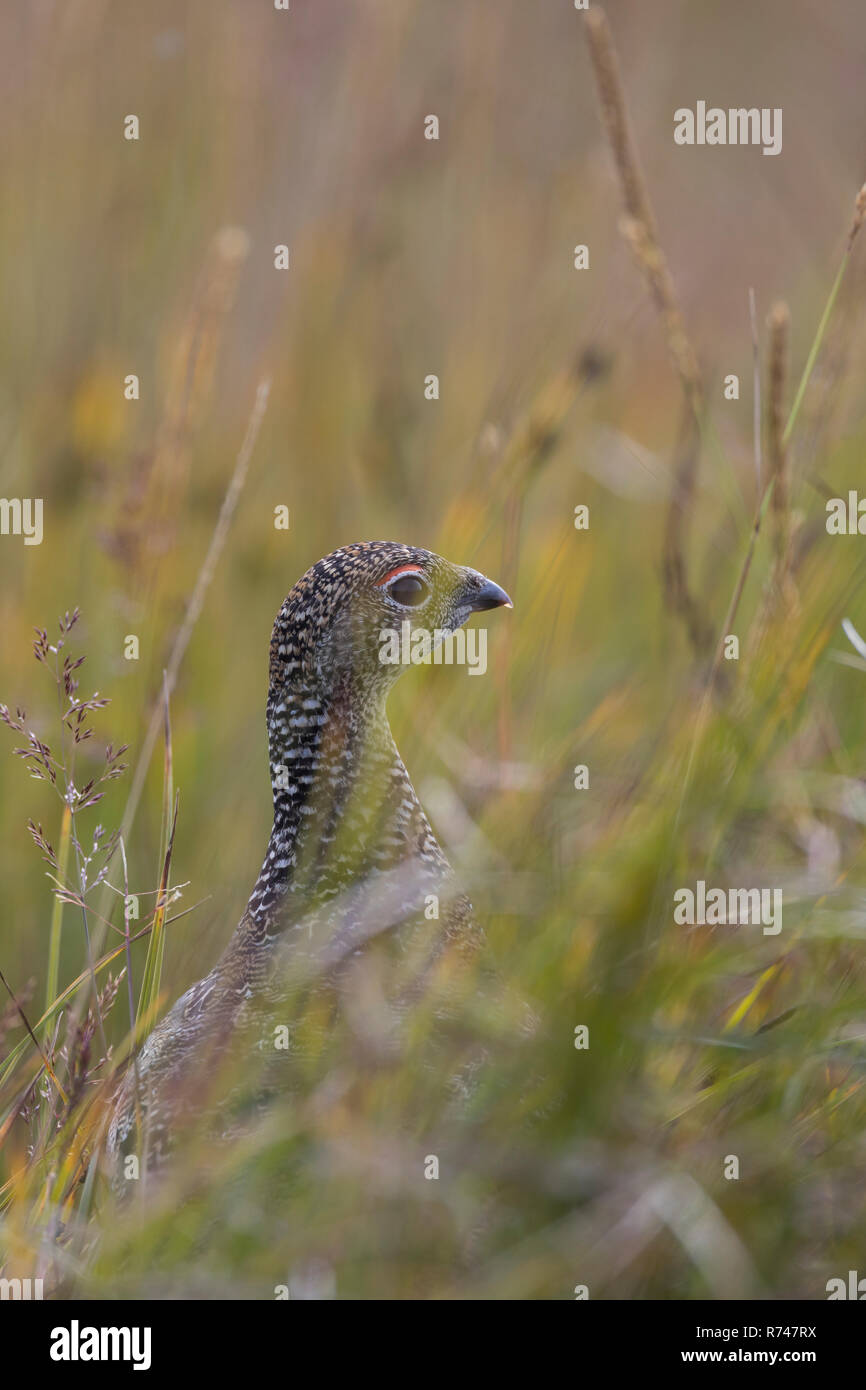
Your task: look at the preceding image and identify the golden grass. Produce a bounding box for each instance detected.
[2,0,866,1301]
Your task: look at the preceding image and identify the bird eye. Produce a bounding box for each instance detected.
[386,573,429,607]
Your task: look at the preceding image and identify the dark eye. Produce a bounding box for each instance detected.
[387,574,429,607]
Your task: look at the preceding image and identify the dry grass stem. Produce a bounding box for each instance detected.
[585,9,706,652]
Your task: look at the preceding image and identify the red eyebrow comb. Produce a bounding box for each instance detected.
[375,564,425,586]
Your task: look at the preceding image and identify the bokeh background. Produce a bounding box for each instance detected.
[2,0,866,1298]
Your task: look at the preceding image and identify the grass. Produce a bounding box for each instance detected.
[2,0,866,1300]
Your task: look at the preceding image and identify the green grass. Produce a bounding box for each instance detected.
[2,0,866,1300]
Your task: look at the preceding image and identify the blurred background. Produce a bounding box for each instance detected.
[2,0,866,1298]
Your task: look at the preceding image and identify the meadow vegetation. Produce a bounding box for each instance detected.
[2,1,866,1298]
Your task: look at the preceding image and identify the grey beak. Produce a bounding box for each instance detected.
[469,577,513,612]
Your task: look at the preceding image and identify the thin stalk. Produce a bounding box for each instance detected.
[43,802,71,1030]
[784,259,846,446]
[784,183,866,442]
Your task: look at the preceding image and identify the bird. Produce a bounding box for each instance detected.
[107,541,512,1176]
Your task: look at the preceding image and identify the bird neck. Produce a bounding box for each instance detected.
[243,676,430,929]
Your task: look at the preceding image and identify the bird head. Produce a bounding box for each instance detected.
[269,541,512,701]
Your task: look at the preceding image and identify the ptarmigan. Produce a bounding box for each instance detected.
[107,541,512,1174]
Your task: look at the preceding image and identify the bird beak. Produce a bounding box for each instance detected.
[468,577,513,612]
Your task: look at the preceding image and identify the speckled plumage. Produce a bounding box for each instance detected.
[107,542,511,1173]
